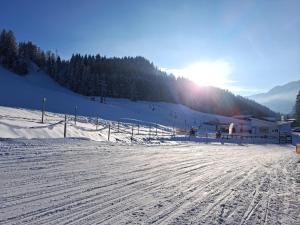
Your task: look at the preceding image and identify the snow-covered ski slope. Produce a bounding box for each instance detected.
[0,66,239,129]
[0,139,299,225]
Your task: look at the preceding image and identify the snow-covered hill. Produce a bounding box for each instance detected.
[0,66,237,130]
[249,80,300,114]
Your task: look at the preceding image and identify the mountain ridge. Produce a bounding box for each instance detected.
[249,79,300,114]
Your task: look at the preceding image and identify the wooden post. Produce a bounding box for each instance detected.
[156,124,158,136]
[137,124,140,135]
[41,97,46,123]
[172,124,175,137]
[296,145,300,154]
[96,116,99,130]
[74,106,77,125]
[131,125,134,141]
[64,114,67,138]
[117,121,120,133]
[108,124,111,141]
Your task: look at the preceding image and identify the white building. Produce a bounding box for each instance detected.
[232,116,292,138]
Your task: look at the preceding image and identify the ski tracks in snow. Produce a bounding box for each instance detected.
[0,139,299,225]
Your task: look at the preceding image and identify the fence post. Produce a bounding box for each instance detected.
[74,106,77,125]
[137,124,140,135]
[64,114,67,138]
[131,125,134,141]
[108,124,111,141]
[117,121,120,133]
[172,124,175,137]
[41,97,46,123]
[156,124,158,136]
[149,126,151,138]
[96,116,99,130]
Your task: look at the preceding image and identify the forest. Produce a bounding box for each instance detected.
[0,29,277,118]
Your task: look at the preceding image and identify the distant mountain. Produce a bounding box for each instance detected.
[249,80,300,114]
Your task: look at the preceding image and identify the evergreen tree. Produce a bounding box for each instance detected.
[0,30,18,71]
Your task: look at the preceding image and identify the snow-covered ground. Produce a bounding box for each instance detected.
[0,139,299,225]
[0,65,240,129]
[2,65,297,144]
[0,105,286,145]
[0,105,180,144]
[0,65,299,225]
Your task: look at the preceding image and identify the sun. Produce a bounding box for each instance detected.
[162,60,234,89]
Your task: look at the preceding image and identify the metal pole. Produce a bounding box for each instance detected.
[108,124,111,141]
[96,116,99,130]
[64,114,67,138]
[41,97,46,123]
[173,126,175,137]
[74,106,77,125]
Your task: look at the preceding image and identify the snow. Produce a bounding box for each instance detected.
[0,65,250,143]
[0,105,287,145]
[0,139,299,224]
[0,105,177,143]
[0,66,240,129]
[0,66,299,224]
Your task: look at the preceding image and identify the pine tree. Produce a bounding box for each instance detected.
[0,30,18,70]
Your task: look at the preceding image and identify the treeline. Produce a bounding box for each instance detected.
[0,29,277,118]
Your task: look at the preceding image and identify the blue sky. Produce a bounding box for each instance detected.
[1,0,299,95]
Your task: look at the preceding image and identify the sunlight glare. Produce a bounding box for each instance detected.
[162,60,234,88]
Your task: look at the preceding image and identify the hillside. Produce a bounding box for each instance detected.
[0,65,243,130]
[249,80,300,114]
[0,29,277,118]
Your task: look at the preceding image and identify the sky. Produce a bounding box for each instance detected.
[0,0,299,95]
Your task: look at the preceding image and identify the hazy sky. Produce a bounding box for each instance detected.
[1,0,299,95]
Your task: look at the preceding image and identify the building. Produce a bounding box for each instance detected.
[232,116,292,138]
